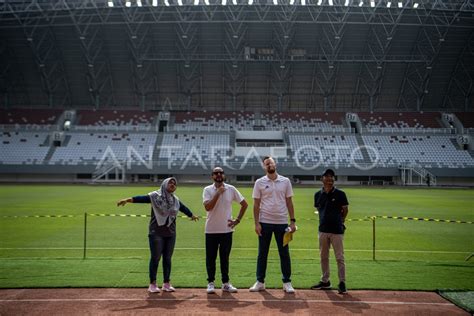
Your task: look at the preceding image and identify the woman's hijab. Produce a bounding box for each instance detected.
[148,177,180,227]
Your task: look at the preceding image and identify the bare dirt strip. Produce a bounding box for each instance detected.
[0,288,469,315]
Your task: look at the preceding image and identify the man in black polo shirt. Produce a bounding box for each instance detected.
[311,169,349,294]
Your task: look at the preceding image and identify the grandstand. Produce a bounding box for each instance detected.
[0,1,473,186]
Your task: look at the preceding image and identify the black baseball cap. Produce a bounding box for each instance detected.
[322,169,336,177]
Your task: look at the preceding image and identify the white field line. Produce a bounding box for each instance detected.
[0,247,470,254]
[0,297,455,307]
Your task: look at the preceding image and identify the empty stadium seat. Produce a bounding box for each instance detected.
[159,133,230,166]
[0,109,61,126]
[0,131,50,164]
[172,111,345,132]
[76,110,156,129]
[358,112,442,130]
[362,135,473,168]
[49,132,157,165]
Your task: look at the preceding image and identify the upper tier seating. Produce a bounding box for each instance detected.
[0,109,61,125]
[358,112,442,130]
[455,112,474,128]
[76,110,156,128]
[173,111,345,131]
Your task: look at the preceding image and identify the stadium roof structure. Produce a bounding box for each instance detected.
[0,0,473,111]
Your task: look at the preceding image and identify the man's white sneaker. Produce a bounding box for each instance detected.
[207,282,216,294]
[249,281,265,292]
[148,284,161,293]
[283,282,295,293]
[222,283,238,293]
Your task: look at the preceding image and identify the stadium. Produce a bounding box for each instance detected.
[0,0,473,314]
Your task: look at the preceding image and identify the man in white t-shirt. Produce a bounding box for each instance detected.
[249,156,296,294]
[203,166,248,294]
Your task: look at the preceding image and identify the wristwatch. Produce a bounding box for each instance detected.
[290,218,296,223]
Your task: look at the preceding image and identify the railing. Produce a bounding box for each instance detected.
[0,124,157,132]
[361,127,455,134]
[71,125,156,132]
[0,124,56,131]
[170,125,351,133]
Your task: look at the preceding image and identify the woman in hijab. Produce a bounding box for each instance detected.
[117,177,199,293]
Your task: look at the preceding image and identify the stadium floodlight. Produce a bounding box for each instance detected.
[125,1,131,7]
[204,0,210,4]
[317,0,322,5]
[178,0,183,5]
[398,1,403,8]
[344,0,349,6]
[222,0,226,4]
[273,0,278,5]
[107,1,114,7]
[152,0,158,6]
[387,1,391,7]
[248,0,253,4]
[137,0,142,7]
[233,0,237,4]
[328,0,333,5]
[413,2,419,8]
[301,0,306,5]
[164,0,170,6]
[290,0,294,4]
[359,0,363,7]
[370,0,374,7]
[194,0,199,4]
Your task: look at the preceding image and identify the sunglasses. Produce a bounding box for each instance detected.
[213,171,224,175]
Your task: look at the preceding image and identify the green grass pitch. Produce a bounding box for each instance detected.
[0,184,472,290]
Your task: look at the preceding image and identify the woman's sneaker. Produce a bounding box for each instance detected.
[207,282,216,294]
[148,284,161,293]
[162,283,176,292]
[222,283,238,293]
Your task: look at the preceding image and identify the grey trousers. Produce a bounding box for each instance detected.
[318,232,345,283]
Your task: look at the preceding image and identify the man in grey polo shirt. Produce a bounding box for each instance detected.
[249,156,297,293]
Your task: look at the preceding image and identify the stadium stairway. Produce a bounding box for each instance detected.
[43,135,71,164]
[152,133,165,161]
[449,138,468,151]
[283,132,292,160]
[229,131,236,149]
[354,134,372,163]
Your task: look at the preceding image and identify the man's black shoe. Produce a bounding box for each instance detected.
[310,281,331,290]
[338,281,347,294]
